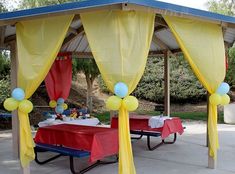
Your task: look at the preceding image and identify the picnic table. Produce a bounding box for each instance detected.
[111,115,184,150]
[34,124,118,173]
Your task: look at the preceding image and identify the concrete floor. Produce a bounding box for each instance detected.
[1,122,235,174]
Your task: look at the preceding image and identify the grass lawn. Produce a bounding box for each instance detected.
[94,110,224,124]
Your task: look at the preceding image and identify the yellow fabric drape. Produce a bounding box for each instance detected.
[81,11,155,174]
[16,15,74,167]
[163,16,225,159]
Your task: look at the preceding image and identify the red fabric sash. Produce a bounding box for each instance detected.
[45,56,72,101]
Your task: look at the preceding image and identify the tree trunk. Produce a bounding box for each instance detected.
[85,75,94,112]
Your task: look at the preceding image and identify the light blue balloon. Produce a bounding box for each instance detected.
[114,82,128,98]
[57,98,64,105]
[216,82,230,95]
[55,105,64,114]
[12,88,25,101]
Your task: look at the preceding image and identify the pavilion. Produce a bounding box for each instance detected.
[0,0,235,173]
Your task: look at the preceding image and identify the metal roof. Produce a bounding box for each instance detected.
[0,0,235,55]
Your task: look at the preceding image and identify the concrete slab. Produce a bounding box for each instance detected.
[0,122,235,174]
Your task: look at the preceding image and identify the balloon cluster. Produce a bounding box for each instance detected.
[3,88,33,113]
[209,82,230,106]
[49,98,68,114]
[106,82,138,111]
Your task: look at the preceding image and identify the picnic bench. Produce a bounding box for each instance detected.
[34,143,117,174]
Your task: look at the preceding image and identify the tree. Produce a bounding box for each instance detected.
[207,0,235,88]
[73,58,100,111]
[207,0,235,16]
[19,0,77,9]
[0,0,7,12]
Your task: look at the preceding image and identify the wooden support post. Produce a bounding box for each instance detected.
[110,111,115,125]
[207,92,216,169]
[10,41,31,174]
[206,92,209,147]
[208,154,216,169]
[10,41,19,159]
[164,51,170,116]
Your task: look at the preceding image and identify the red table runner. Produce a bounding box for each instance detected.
[111,115,184,139]
[34,124,118,162]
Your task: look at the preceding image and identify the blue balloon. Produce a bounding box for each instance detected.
[57,98,64,105]
[216,82,230,95]
[55,105,64,114]
[12,88,25,101]
[114,82,128,98]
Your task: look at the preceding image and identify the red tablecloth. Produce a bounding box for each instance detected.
[34,124,118,162]
[111,115,184,139]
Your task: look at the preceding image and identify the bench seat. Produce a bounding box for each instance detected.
[34,143,117,174]
[35,143,90,158]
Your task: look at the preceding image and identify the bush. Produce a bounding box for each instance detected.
[133,55,206,103]
[0,75,10,105]
[98,55,209,104]
[0,51,10,79]
[225,45,235,87]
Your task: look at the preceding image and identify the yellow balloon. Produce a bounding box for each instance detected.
[63,103,68,110]
[3,97,19,111]
[18,100,33,113]
[106,96,122,110]
[123,96,139,111]
[209,93,221,105]
[221,94,230,105]
[49,100,57,108]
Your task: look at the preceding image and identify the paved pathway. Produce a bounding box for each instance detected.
[0,122,235,174]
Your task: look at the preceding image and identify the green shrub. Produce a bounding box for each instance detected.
[98,55,210,103]
[0,75,10,104]
[225,45,235,87]
[133,55,206,103]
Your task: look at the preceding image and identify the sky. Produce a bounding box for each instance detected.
[159,0,208,10]
[7,0,209,11]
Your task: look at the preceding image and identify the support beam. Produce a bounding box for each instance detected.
[164,51,170,116]
[10,41,31,174]
[0,26,6,47]
[206,92,209,147]
[110,111,116,124]
[208,152,216,169]
[21,166,30,174]
[5,34,16,44]
[155,15,168,27]
[72,52,93,58]
[207,92,216,169]
[152,34,174,55]
[62,25,84,48]
[68,50,182,59]
[68,27,78,35]
[154,25,167,32]
[10,41,19,159]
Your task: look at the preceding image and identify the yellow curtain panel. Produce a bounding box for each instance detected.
[16,15,74,167]
[81,10,155,174]
[163,15,225,159]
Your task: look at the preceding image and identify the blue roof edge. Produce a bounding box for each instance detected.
[0,0,234,25]
[129,0,235,24]
[0,0,127,20]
